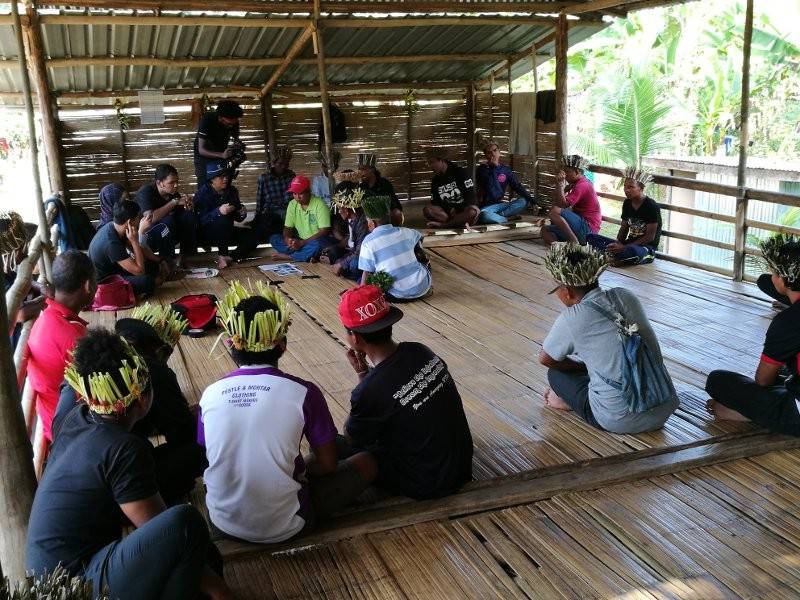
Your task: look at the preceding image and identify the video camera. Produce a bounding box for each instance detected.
[224,137,247,181]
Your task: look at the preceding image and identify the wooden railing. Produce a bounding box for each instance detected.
[5,207,59,475]
[588,164,800,281]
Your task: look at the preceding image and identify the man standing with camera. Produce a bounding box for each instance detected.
[193,100,245,186]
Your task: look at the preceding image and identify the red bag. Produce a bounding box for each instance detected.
[91,275,135,311]
[170,294,218,337]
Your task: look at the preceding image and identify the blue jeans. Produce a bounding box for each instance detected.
[586,234,655,265]
[83,505,210,600]
[478,198,527,224]
[546,208,591,243]
[269,234,329,262]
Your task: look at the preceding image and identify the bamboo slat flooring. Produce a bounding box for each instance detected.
[76,240,768,481]
[223,449,800,599]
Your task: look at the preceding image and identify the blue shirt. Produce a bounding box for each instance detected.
[475,163,533,206]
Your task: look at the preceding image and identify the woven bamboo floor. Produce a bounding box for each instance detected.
[78,238,800,596]
[222,448,800,599]
[83,240,770,480]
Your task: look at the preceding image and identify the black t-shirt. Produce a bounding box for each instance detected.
[132,358,195,445]
[88,221,130,280]
[621,195,662,249]
[26,385,157,576]
[345,342,473,499]
[763,301,800,382]
[360,175,403,213]
[135,182,179,214]
[431,161,476,213]
[193,112,235,163]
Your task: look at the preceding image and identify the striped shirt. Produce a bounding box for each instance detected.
[359,225,431,299]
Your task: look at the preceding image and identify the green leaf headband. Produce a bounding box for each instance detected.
[131,302,188,348]
[544,242,609,287]
[760,234,800,285]
[331,187,366,211]
[216,279,292,352]
[362,195,392,221]
[64,338,150,415]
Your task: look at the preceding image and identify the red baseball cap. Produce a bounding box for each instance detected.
[338,285,403,333]
[287,175,311,194]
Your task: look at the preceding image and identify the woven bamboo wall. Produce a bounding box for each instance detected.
[60,96,550,217]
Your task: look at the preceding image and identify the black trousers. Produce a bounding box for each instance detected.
[757,273,790,305]
[199,218,259,260]
[706,370,800,436]
[144,210,198,260]
[122,259,159,297]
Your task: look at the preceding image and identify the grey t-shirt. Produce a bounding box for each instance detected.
[543,286,678,434]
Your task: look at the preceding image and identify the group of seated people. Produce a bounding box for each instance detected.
[22,248,472,597]
[6,102,800,598]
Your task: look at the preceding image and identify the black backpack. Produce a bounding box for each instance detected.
[319,104,347,144]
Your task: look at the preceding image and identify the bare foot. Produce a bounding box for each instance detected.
[217,255,233,270]
[319,254,332,265]
[543,387,572,411]
[426,221,445,228]
[272,253,292,261]
[706,399,751,422]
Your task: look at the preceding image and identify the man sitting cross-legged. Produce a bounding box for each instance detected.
[359,195,432,303]
[195,161,259,269]
[338,285,473,499]
[542,155,602,244]
[198,281,374,543]
[269,175,332,262]
[706,234,800,435]
[587,166,662,266]
[26,328,231,600]
[539,243,678,434]
[423,147,480,229]
[323,173,369,281]
[88,199,168,298]
[28,250,96,445]
[135,164,197,269]
[114,303,207,504]
[475,139,535,224]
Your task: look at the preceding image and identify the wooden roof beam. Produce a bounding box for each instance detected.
[26,14,574,27]
[23,1,578,14]
[43,52,508,69]
[260,24,315,97]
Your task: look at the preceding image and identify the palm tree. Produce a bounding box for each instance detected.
[596,67,674,168]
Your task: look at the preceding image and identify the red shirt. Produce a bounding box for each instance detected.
[27,299,88,442]
[565,176,602,233]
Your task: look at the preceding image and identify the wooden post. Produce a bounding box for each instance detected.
[313,1,334,192]
[554,12,568,163]
[262,93,277,163]
[24,5,67,202]
[733,0,754,282]
[507,58,514,171]
[466,81,476,184]
[488,74,494,140]
[531,46,540,198]
[0,294,36,584]
[406,103,413,202]
[11,0,52,283]
[119,123,130,189]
